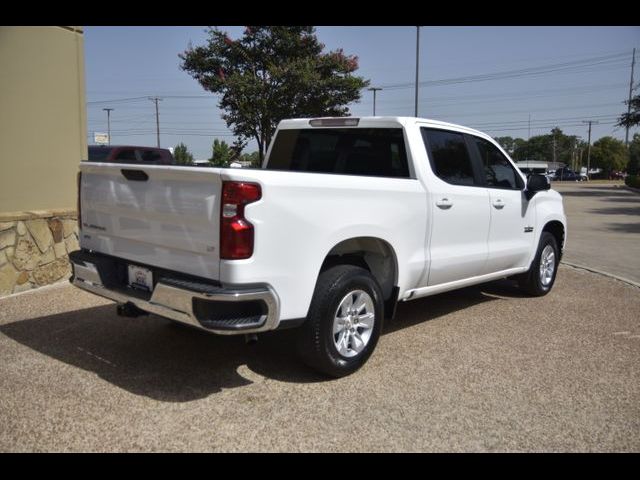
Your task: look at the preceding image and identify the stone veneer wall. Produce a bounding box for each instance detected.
[0,209,79,296]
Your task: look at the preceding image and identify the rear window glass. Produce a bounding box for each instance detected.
[266,128,410,178]
[88,146,114,162]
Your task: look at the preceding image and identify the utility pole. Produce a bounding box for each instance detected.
[414,26,420,117]
[368,87,383,116]
[102,108,114,145]
[528,114,531,140]
[552,132,557,165]
[570,138,574,171]
[583,120,599,180]
[149,97,162,147]
[625,47,636,146]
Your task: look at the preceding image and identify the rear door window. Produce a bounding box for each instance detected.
[421,128,479,186]
[266,128,410,178]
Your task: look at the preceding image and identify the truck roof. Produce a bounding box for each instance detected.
[277,116,493,140]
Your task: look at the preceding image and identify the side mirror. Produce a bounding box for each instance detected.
[525,174,550,200]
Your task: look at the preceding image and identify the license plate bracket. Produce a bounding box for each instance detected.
[127,264,153,292]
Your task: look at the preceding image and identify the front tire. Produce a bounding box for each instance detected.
[517,232,559,296]
[297,265,384,378]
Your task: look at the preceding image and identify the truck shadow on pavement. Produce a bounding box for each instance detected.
[605,222,640,234]
[589,206,640,216]
[556,186,630,198]
[0,279,519,401]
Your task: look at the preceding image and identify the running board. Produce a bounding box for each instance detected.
[402,267,527,301]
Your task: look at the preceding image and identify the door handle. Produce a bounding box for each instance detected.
[436,198,453,209]
[492,199,505,209]
[121,169,149,181]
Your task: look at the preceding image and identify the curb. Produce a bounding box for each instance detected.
[623,185,640,195]
[560,261,640,289]
[0,279,69,301]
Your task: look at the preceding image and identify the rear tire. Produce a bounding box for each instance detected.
[297,265,384,378]
[517,232,559,296]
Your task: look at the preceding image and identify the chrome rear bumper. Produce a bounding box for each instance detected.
[69,251,280,335]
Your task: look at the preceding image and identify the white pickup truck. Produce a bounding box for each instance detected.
[70,116,566,377]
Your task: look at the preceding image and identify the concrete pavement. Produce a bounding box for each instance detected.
[1,265,638,452]
[553,182,640,285]
[1,181,639,452]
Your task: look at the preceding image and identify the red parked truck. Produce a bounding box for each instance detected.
[88,145,175,165]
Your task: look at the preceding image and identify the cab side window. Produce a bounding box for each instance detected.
[114,148,137,163]
[473,137,523,190]
[140,149,162,163]
[421,128,478,186]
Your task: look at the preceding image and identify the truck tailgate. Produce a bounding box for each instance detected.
[79,162,222,280]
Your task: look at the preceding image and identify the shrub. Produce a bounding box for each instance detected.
[625,175,640,189]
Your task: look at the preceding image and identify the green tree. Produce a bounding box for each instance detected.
[180,26,369,161]
[590,136,627,177]
[616,94,640,129]
[240,151,261,167]
[510,128,585,167]
[173,142,194,165]
[627,133,640,176]
[495,136,515,155]
[512,138,528,161]
[519,133,551,162]
[210,139,233,167]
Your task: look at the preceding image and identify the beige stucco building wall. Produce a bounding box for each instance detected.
[0,26,87,212]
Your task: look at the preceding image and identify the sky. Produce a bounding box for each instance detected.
[84,26,640,159]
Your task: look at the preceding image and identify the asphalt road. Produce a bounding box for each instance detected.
[1,263,639,452]
[553,182,640,285]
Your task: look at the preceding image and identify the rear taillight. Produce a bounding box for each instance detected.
[220,181,261,259]
[77,171,82,231]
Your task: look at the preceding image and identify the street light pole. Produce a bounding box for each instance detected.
[414,26,420,117]
[102,108,114,145]
[368,87,382,116]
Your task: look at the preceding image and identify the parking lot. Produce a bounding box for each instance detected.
[553,182,640,285]
[0,182,639,452]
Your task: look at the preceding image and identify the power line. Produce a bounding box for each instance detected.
[85,51,635,107]
[379,52,631,91]
[87,96,149,105]
[385,101,623,117]
[87,94,217,106]
[468,113,617,127]
[359,82,628,107]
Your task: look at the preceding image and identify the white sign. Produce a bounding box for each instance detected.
[94,132,109,145]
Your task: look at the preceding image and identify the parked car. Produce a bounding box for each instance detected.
[554,167,581,181]
[71,117,567,377]
[88,145,175,165]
